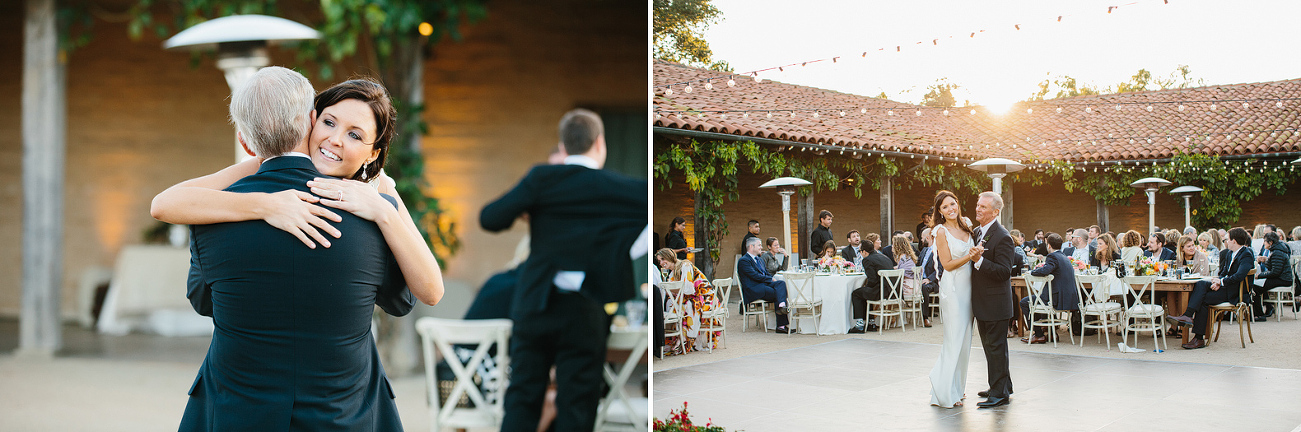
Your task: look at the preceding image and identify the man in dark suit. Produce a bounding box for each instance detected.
[1167,227,1255,349]
[181,67,415,431]
[741,219,760,254]
[918,228,943,328]
[481,109,646,431]
[810,210,834,258]
[1144,232,1177,261]
[737,236,792,333]
[840,229,864,267]
[849,233,895,333]
[969,192,1016,408]
[1022,233,1081,344]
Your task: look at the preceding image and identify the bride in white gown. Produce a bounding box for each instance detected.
[928,191,980,408]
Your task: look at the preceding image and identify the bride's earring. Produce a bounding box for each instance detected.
[360,162,370,180]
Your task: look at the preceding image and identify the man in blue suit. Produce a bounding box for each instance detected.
[737,236,791,334]
[1144,232,1177,261]
[1166,227,1255,349]
[1022,233,1081,344]
[181,67,414,431]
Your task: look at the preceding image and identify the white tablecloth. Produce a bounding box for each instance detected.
[97,245,214,336]
[773,273,866,335]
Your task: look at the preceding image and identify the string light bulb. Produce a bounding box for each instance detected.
[1027,108,1034,114]
[1243,102,1250,109]
[704,82,713,90]
[1178,104,1185,111]
[915,110,922,116]
[727,78,736,87]
[861,108,867,114]
[887,110,894,116]
[1085,107,1093,113]
[943,109,950,116]
[1056,107,1063,114]
[839,111,846,117]
[1277,101,1284,108]
[665,87,673,95]
[683,85,692,93]
[1146,105,1153,112]
[1210,103,1217,110]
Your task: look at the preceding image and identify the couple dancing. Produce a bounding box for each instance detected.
[151,67,446,430]
[928,190,1015,409]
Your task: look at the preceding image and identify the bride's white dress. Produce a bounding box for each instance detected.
[929,225,974,408]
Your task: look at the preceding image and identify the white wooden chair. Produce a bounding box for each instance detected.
[929,291,942,323]
[1120,276,1166,352]
[415,317,512,432]
[783,271,820,336]
[900,274,924,330]
[659,280,687,355]
[867,269,905,333]
[594,327,649,431]
[1023,274,1074,347]
[1264,256,1300,321]
[1075,273,1122,350]
[699,278,732,351]
[734,254,772,332]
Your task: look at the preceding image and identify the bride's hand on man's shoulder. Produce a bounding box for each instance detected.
[308,178,395,223]
[260,189,342,249]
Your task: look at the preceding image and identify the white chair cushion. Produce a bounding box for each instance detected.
[1127,304,1164,315]
[1268,287,1293,293]
[1083,303,1122,313]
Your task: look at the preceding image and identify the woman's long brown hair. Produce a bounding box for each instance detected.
[931,190,973,236]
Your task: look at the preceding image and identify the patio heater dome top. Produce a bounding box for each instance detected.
[1129,177,1172,188]
[163,14,320,51]
[759,177,813,188]
[966,157,1025,174]
[1292,157,1301,165]
[1170,185,1204,194]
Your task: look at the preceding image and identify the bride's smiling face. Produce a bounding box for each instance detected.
[309,99,380,178]
[940,196,960,222]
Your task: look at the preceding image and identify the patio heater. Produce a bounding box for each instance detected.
[759,177,812,263]
[967,157,1025,195]
[1169,185,1203,230]
[163,15,320,162]
[1130,177,1172,235]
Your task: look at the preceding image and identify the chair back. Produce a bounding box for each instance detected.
[1075,274,1109,308]
[878,269,905,303]
[732,254,745,300]
[1121,275,1157,309]
[659,280,688,317]
[416,317,512,432]
[784,272,816,306]
[710,277,733,315]
[596,327,650,431]
[1025,274,1055,311]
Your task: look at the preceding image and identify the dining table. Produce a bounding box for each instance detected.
[772,272,867,335]
[1011,272,1200,344]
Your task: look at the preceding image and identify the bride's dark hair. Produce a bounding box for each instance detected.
[931,190,973,236]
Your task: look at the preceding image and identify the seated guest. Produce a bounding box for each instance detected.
[1184,226,1198,237]
[656,248,701,282]
[1166,227,1255,349]
[1119,230,1146,267]
[1198,232,1220,256]
[849,233,895,333]
[1176,234,1211,276]
[1094,233,1122,268]
[881,230,905,262]
[1144,232,1177,261]
[760,237,790,274]
[917,228,942,327]
[818,240,839,260]
[1009,229,1029,264]
[1027,229,1047,256]
[1164,229,1181,252]
[1287,226,1301,255]
[840,230,865,267]
[1062,229,1095,265]
[1252,232,1294,320]
[891,234,919,295]
[736,237,791,334]
[1022,233,1081,344]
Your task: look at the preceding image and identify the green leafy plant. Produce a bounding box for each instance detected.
[654,401,727,432]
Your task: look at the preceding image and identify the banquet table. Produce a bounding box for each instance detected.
[1011,274,1199,343]
[772,272,866,335]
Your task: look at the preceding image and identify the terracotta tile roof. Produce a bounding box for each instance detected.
[653,60,1301,163]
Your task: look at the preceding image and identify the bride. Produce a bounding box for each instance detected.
[928,190,978,408]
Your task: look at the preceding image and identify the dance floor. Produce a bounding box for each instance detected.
[652,338,1301,431]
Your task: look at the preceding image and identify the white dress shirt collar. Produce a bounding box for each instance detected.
[264,151,311,162]
[563,155,600,169]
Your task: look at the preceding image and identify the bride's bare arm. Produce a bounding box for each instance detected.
[934,226,976,272]
[150,158,343,248]
[309,178,445,306]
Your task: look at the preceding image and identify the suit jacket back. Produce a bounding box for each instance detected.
[480,164,646,318]
[181,156,413,431]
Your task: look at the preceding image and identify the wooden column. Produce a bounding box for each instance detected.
[1003,179,1014,230]
[21,0,66,356]
[797,188,813,261]
[1096,198,1110,233]
[879,177,894,240]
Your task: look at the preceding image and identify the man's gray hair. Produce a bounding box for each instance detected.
[229,66,315,157]
[744,236,763,249]
[1183,226,1196,236]
[978,191,1004,211]
[1073,228,1088,239]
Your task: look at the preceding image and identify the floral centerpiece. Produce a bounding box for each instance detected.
[1067,257,1089,272]
[817,255,852,273]
[1134,257,1164,276]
